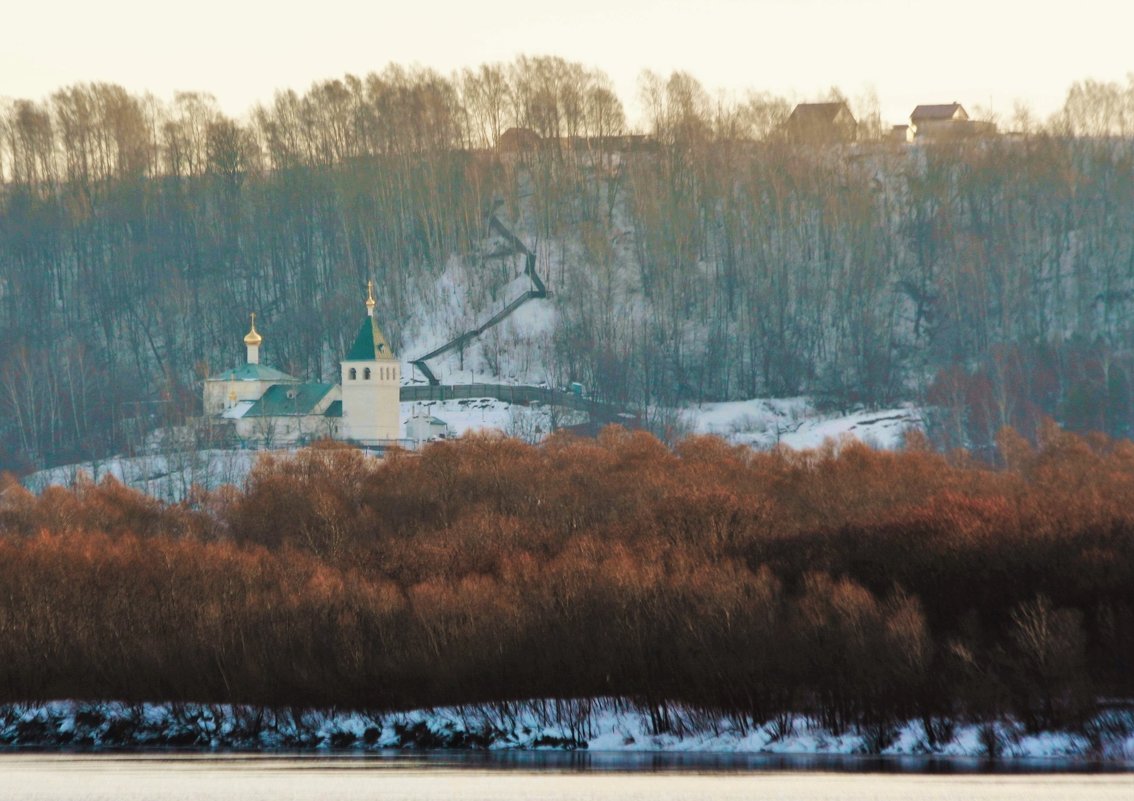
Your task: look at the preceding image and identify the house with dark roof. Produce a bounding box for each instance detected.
[784,102,857,144]
[909,103,996,140]
[497,127,541,153]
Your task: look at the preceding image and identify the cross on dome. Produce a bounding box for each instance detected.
[365,281,376,316]
[243,312,262,346]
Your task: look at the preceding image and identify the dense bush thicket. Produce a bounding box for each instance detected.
[0,427,1131,734]
[4,63,1134,469]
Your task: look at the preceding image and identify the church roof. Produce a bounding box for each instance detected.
[222,400,256,420]
[244,383,335,417]
[324,400,343,418]
[345,315,396,361]
[207,363,298,382]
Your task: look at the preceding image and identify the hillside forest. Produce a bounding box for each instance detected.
[4,61,1134,469]
[0,428,1130,738]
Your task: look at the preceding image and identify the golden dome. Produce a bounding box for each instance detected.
[365,280,376,315]
[243,312,262,346]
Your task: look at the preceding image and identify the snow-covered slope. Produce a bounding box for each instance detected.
[413,294,558,387]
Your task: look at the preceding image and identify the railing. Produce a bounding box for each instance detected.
[410,210,547,385]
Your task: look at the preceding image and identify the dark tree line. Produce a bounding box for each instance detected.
[5,65,1134,469]
[0,428,1131,736]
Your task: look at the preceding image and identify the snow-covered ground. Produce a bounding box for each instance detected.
[22,449,257,501]
[21,399,580,500]
[1,700,1130,761]
[684,398,922,450]
[406,397,586,441]
[22,398,923,500]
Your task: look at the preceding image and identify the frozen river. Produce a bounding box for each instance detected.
[0,752,1130,801]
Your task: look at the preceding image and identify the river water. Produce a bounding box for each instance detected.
[0,753,1129,800]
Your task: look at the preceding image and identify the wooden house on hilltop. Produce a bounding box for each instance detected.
[909,103,996,140]
[784,102,858,144]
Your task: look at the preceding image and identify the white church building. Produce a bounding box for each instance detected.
[204,283,443,447]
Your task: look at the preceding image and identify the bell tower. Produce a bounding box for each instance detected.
[340,281,401,442]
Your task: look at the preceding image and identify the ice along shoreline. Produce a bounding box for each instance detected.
[1,700,1131,765]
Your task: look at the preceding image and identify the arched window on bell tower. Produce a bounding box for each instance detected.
[349,368,357,380]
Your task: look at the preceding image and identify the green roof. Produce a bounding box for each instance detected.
[244,383,335,417]
[345,315,396,361]
[324,400,343,418]
[208,363,298,382]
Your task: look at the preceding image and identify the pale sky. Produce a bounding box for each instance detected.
[3,0,1132,127]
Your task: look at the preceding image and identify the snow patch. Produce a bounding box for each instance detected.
[684,398,922,450]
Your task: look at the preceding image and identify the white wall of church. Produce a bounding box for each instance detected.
[233,413,339,446]
[340,361,401,442]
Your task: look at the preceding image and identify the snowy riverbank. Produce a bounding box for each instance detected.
[2,701,1131,762]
